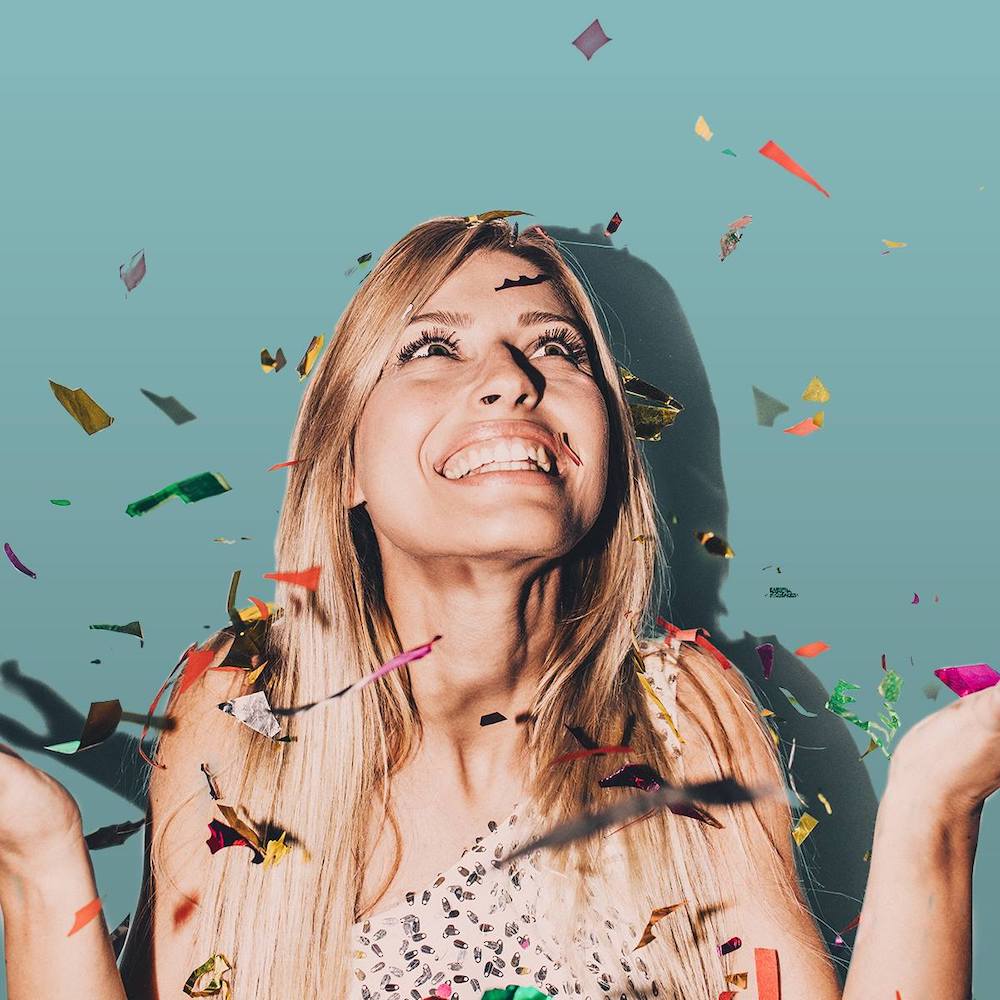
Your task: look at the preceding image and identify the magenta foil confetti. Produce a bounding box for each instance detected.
[934,663,1000,697]
[120,249,146,293]
[599,763,664,792]
[4,542,37,579]
[571,18,612,60]
[755,642,774,680]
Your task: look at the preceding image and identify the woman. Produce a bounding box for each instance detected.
[1,216,997,1000]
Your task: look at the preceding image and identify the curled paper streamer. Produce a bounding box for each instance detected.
[183,953,233,998]
[3,542,37,579]
[779,687,817,717]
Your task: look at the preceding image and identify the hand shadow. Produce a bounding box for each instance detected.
[0,659,152,812]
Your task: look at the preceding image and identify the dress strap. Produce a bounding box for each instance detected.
[635,634,684,757]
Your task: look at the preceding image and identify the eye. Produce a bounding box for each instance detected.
[529,327,589,367]
[395,328,462,365]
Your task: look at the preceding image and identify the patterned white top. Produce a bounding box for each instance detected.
[351,636,685,1000]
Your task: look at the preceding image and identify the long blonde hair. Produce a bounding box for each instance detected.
[155,216,815,997]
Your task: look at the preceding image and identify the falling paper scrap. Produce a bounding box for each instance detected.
[633,901,687,950]
[695,530,734,559]
[50,499,72,506]
[49,380,115,435]
[219,691,284,740]
[795,641,830,658]
[934,663,1000,697]
[571,18,612,60]
[296,334,325,381]
[791,812,818,845]
[463,209,532,226]
[694,115,713,141]
[126,471,232,517]
[779,686,818,717]
[345,251,373,277]
[260,347,287,373]
[85,817,146,850]
[604,211,622,236]
[721,148,737,156]
[4,542,37,579]
[784,415,822,436]
[68,897,103,937]
[618,364,684,441]
[183,954,233,999]
[140,388,197,425]
[45,700,123,754]
[759,139,830,198]
[89,621,144,647]
[263,564,322,592]
[120,249,146,293]
[480,712,507,726]
[756,643,775,680]
[801,376,830,402]
[753,386,790,427]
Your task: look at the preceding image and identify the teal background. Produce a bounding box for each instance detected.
[1,1,997,994]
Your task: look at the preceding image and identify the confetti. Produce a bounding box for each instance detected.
[260,347,287,373]
[68,897,103,936]
[791,812,818,845]
[755,642,775,680]
[604,211,623,236]
[768,587,798,598]
[783,415,822,436]
[719,229,744,262]
[140,388,197,424]
[464,210,532,227]
[560,432,583,466]
[599,762,664,791]
[263,564,322,591]
[694,115,713,141]
[717,936,742,957]
[49,380,115,435]
[934,663,1000,697]
[345,251,373,277]
[721,148,737,156]
[296,334,325,381]
[495,273,550,291]
[435,985,452,1000]
[481,988,547,1000]
[481,712,507,726]
[801,376,830,402]
[794,641,829,658]
[89,621,144,647]
[816,791,833,815]
[922,682,941,701]
[571,18,612,60]
[50,498,72,505]
[109,913,131,958]
[267,459,300,471]
[633,900,687,949]
[119,249,146,293]
[695,530,734,559]
[778,687,817,717]
[725,972,748,989]
[727,215,753,231]
[912,593,920,604]
[3,542,37,579]
[752,386,790,427]
[219,691,284,740]
[500,777,761,862]
[758,139,830,197]
[272,635,441,716]
[126,471,231,517]
[45,700,124,754]
[754,947,782,1000]
[84,817,146,850]
[262,830,291,869]
[178,633,236,695]
[183,953,233,998]
[882,240,907,249]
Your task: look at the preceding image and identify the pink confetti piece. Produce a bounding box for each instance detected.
[912,592,920,604]
[756,642,774,680]
[119,249,146,293]
[571,18,612,60]
[434,985,452,999]
[783,416,821,436]
[933,663,1000,697]
[356,635,442,691]
[3,542,37,579]
[68,897,103,936]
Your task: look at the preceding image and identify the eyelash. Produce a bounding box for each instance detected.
[395,326,589,367]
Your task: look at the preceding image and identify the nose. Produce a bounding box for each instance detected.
[476,343,545,407]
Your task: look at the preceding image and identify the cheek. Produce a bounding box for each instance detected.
[354,382,434,496]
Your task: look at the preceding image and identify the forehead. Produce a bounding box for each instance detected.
[420,250,572,318]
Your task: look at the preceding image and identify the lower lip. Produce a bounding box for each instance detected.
[439,468,562,486]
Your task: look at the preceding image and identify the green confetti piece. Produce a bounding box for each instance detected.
[126,471,232,518]
[721,148,737,156]
[89,621,144,646]
[878,669,903,703]
[50,499,72,506]
[779,686,818,717]
[481,988,548,1000]
[44,740,82,754]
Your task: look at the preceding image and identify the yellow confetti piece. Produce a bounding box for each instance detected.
[863,849,872,862]
[262,831,291,869]
[791,812,818,845]
[760,708,775,718]
[817,791,833,815]
[725,971,749,989]
[49,380,115,436]
[881,240,908,248]
[637,671,685,744]
[812,410,825,427]
[633,900,687,950]
[296,334,325,381]
[801,376,830,403]
[694,115,713,141]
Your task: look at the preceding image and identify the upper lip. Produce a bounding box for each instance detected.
[433,420,563,476]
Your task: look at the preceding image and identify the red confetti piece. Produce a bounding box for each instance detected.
[758,139,830,198]
[267,459,300,471]
[654,616,732,669]
[264,564,321,592]
[754,947,781,1000]
[247,595,270,619]
[68,897,103,936]
[719,993,737,1000]
[794,641,830,658]
[3,542,37,579]
[178,646,220,696]
[783,416,821,436]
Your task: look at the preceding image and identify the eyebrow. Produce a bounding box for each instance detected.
[405,309,581,330]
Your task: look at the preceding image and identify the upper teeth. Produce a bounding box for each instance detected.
[441,438,555,479]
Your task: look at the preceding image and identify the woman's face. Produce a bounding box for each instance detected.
[352,250,610,567]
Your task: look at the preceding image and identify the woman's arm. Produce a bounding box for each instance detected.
[1,816,127,1000]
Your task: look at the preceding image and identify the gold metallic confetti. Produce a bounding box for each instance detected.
[882,239,907,248]
[262,831,291,869]
[633,900,687,950]
[48,380,115,435]
[183,953,233,998]
[695,530,734,559]
[463,209,532,226]
[791,812,818,845]
[260,347,287,373]
[817,791,833,815]
[801,376,830,402]
[725,972,749,989]
[296,335,325,381]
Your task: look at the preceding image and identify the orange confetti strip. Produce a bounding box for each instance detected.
[247,595,271,619]
[758,139,830,198]
[68,897,103,936]
[263,564,322,592]
[267,459,300,472]
[655,616,732,669]
[794,641,830,658]
[178,647,221,696]
[754,947,781,1000]
[783,416,821,436]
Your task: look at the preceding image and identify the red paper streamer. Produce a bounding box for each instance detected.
[758,139,830,198]
[267,459,300,471]
[754,947,781,1000]
[264,564,322,592]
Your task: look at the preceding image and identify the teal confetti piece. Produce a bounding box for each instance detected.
[126,471,232,518]
[721,148,737,156]
[778,686,818,717]
[50,498,72,506]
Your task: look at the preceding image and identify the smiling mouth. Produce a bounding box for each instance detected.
[441,458,558,481]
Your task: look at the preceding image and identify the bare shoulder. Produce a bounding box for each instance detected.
[118,639,250,999]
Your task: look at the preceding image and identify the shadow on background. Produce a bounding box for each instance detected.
[548,223,878,982]
[0,225,877,985]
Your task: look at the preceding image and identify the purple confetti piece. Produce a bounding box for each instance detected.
[755,642,774,680]
[4,542,37,579]
[912,592,920,604]
[571,18,611,60]
[120,249,146,293]
[933,664,1000,697]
